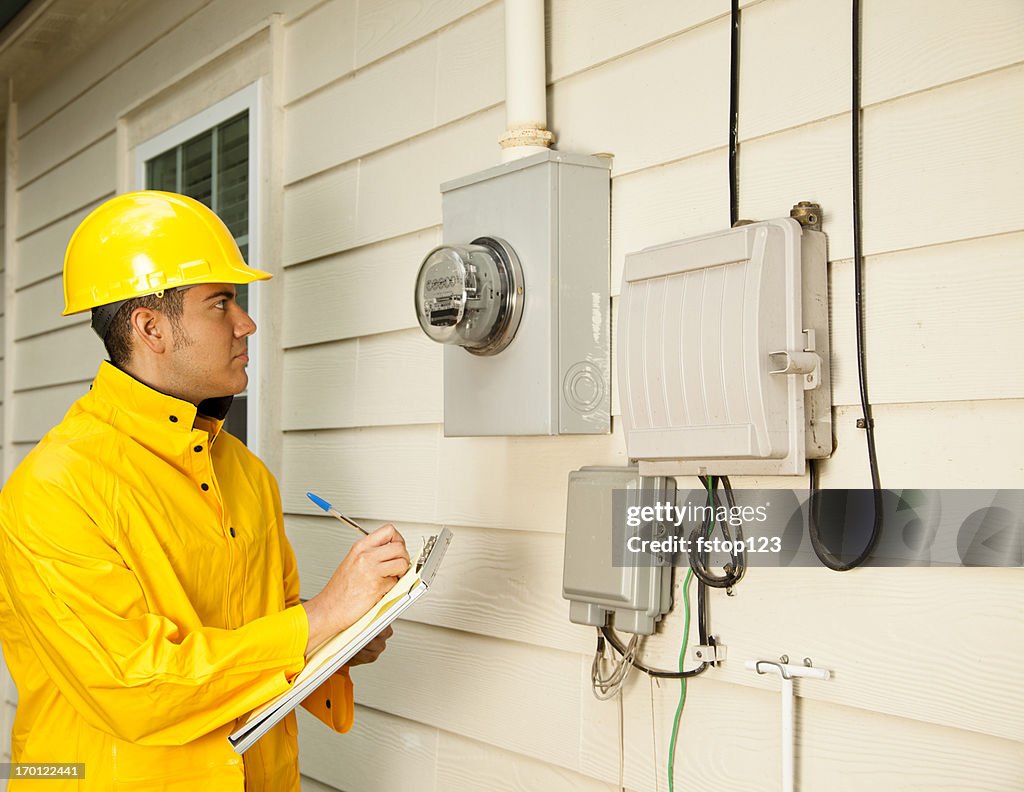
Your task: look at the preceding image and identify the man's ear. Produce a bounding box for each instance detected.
[129,307,169,355]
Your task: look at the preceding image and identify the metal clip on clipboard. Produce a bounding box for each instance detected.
[416,528,451,579]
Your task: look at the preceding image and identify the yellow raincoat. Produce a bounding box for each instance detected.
[0,362,353,790]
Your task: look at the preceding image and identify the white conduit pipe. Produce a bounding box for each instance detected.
[500,0,553,161]
[745,659,831,792]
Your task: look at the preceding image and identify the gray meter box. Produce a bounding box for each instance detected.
[440,151,610,436]
[618,218,832,476]
[562,467,676,636]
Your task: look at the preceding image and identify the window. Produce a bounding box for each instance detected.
[146,112,250,268]
[134,85,261,450]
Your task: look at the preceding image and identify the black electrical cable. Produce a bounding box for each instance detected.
[729,0,740,227]
[598,582,711,678]
[721,478,746,584]
[598,584,711,678]
[807,0,882,571]
[719,2,750,588]
[851,0,879,494]
[687,476,746,588]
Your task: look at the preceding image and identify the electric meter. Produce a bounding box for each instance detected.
[414,236,524,356]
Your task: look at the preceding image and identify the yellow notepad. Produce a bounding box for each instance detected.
[229,528,452,753]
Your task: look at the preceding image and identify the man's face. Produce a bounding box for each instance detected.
[164,283,256,404]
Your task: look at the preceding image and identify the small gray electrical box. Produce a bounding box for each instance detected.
[437,151,611,436]
[562,466,676,635]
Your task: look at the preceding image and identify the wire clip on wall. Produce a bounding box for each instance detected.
[746,657,832,792]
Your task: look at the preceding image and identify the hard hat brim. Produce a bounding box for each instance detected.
[63,265,273,316]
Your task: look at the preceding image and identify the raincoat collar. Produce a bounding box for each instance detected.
[90,361,227,442]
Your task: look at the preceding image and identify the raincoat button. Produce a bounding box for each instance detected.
[169,415,178,423]
[229,527,236,538]
[325,698,331,709]
[201,483,209,491]
[194,445,202,453]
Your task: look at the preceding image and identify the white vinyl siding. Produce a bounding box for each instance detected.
[0,0,1020,789]
[279,1,1024,790]
[0,120,12,761]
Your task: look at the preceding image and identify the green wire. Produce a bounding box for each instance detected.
[667,477,715,791]
[666,566,693,792]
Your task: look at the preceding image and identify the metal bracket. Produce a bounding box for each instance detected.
[768,350,821,390]
[690,642,727,666]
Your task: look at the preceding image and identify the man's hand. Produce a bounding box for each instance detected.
[302,524,409,654]
[348,625,393,666]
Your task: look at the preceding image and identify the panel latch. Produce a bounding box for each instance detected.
[768,350,821,390]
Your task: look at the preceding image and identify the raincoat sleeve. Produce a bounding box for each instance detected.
[0,475,310,747]
[276,486,355,734]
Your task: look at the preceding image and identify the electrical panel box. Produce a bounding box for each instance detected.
[435,151,611,436]
[618,218,832,476]
[562,466,676,635]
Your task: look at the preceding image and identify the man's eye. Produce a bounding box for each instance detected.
[215,300,227,309]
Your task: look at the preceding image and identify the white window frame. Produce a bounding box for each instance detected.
[134,82,263,456]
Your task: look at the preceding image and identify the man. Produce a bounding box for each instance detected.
[0,191,409,789]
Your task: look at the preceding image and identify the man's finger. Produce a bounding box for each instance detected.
[365,541,410,568]
[372,523,405,545]
[379,557,409,579]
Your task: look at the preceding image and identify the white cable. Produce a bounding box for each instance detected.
[592,629,638,701]
[617,690,625,791]
[650,675,660,792]
[591,627,638,791]
[593,635,630,696]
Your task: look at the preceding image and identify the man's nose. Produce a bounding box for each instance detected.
[234,306,257,337]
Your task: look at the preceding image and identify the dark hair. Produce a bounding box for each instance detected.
[98,289,187,368]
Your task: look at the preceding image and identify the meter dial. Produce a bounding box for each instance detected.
[414,236,524,356]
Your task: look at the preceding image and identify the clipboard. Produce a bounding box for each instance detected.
[228,527,452,754]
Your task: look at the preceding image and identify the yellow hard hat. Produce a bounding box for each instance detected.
[63,190,271,317]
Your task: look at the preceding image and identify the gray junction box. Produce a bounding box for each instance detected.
[562,467,676,635]
[439,151,611,436]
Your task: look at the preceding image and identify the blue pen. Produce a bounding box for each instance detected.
[306,492,370,536]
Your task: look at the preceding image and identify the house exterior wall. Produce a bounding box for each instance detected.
[0,118,11,762]
[0,0,1021,789]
